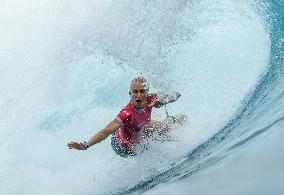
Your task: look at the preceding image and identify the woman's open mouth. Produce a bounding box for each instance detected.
[136,100,142,104]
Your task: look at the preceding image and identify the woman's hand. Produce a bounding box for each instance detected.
[68,141,88,150]
[165,92,181,103]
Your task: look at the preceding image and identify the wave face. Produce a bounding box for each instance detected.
[0,0,282,194]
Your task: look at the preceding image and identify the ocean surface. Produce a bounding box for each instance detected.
[0,0,283,194]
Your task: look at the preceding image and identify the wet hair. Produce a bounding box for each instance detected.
[130,76,149,91]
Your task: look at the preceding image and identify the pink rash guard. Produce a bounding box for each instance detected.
[115,93,159,149]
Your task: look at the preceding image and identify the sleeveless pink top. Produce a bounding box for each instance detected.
[115,94,158,149]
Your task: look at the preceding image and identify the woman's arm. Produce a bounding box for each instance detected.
[150,92,181,108]
[68,119,120,150]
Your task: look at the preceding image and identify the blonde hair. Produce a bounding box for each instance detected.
[130,76,149,91]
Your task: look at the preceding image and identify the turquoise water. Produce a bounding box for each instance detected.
[0,0,283,194]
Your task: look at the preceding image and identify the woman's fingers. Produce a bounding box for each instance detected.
[68,142,81,149]
[68,141,87,150]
